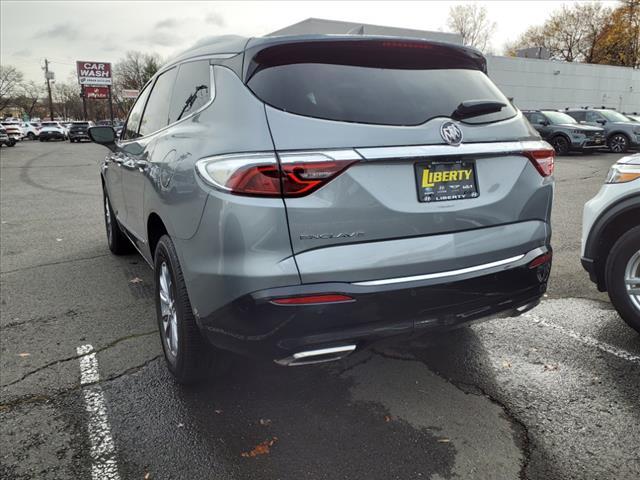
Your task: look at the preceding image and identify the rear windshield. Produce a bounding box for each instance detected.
[247,42,516,126]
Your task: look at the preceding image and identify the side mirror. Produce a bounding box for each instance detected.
[88,126,117,151]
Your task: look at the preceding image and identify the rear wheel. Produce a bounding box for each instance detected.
[608,133,629,153]
[27,132,36,140]
[7,139,15,147]
[103,188,132,255]
[551,135,570,155]
[605,226,640,333]
[155,235,222,384]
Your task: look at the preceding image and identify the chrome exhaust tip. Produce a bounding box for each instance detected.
[275,345,357,366]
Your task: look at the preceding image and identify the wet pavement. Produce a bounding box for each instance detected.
[1,141,639,480]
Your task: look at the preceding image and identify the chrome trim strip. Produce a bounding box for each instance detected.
[279,149,363,163]
[293,345,357,360]
[355,140,551,160]
[353,247,547,286]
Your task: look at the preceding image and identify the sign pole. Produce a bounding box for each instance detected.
[108,85,114,123]
[81,87,88,121]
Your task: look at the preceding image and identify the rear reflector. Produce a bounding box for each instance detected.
[271,294,354,305]
[523,148,555,177]
[528,252,552,269]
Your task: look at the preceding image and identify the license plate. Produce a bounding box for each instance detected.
[415,160,479,202]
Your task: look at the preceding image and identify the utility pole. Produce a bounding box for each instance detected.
[44,59,54,120]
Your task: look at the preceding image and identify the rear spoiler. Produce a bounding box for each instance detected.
[243,36,487,81]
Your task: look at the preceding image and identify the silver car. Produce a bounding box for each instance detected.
[89,35,555,383]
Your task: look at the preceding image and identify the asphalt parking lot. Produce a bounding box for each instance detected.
[1,141,639,480]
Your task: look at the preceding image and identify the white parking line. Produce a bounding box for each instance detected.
[525,314,640,363]
[77,344,121,480]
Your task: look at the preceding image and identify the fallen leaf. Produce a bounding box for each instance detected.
[241,437,278,458]
[18,352,30,357]
[214,409,223,414]
[437,438,451,443]
[543,364,559,371]
[144,473,151,480]
[502,361,512,368]
[259,418,271,426]
[384,415,392,423]
[129,277,143,284]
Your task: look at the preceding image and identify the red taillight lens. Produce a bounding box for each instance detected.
[226,164,281,196]
[528,252,552,269]
[281,160,358,196]
[196,151,361,197]
[523,148,555,177]
[271,294,354,305]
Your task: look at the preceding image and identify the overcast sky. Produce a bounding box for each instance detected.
[1,0,620,85]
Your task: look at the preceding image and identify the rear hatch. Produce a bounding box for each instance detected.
[243,38,553,282]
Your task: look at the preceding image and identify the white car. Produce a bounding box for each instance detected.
[582,153,640,332]
[1,122,24,141]
[20,122,41,140]
[38,122,67,141]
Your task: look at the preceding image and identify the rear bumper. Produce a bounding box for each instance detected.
[197,246,551,362]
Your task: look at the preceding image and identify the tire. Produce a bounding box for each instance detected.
[605,226,640,333]
[103,188,133,255]
[27,132,36,141]
[155,235,217,384]
[7,140,15,147]
[607,133,629,154]
[551,135,571,155]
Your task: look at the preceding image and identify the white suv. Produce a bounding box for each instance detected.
[582,153,640,332]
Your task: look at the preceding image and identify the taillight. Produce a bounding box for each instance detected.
[196,150,361,197]
[523,147,555,177]
[279,151,360,197]
[528,252,552,269]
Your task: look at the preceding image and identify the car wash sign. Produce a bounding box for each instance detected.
[76,61,112,86]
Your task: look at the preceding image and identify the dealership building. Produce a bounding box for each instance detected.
[269,18,640,113]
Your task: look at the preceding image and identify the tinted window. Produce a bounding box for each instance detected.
[248,64,515,126]
[527,113,546,124]
[168,61,211,124]
[123,84,152,140]
[585,111,603,123]
[544,111,577,125]
[567,111,585,122]
[139,68,177,136]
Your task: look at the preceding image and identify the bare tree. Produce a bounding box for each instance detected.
[507,2,613,62]
[113,51,163,91]
[447,4,496,53]
[0,65,24,110]
[14,81,43,117]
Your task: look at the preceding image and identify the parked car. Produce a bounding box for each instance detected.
[565,108,640,153]
[68,121,94,142]
[20,122,41,140]
[523,110,605,155]
[1,122,24,141]
[97,120,113,127]
[39,122,67,141]
[89,35,555,383]
[582,153,640,332]
[0,125,16,147]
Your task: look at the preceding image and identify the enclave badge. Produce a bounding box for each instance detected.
[440,121,463,146]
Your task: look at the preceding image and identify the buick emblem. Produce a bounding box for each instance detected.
[440,122,463,146]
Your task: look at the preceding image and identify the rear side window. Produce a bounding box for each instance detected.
[139,67,177,137]
[567,111,585,122]
[168,61,211,124]
[123,85,152,140]
[247,41,516,126]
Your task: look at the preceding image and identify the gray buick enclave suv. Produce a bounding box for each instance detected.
[89,35,554,383]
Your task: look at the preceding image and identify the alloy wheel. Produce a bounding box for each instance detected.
[609,135,628,153]
[552,137,569,155]
[159,262,179,357]
[104,196,113,241]
[624,250,640,311]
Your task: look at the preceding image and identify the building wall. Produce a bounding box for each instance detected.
[487,55,640,113]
